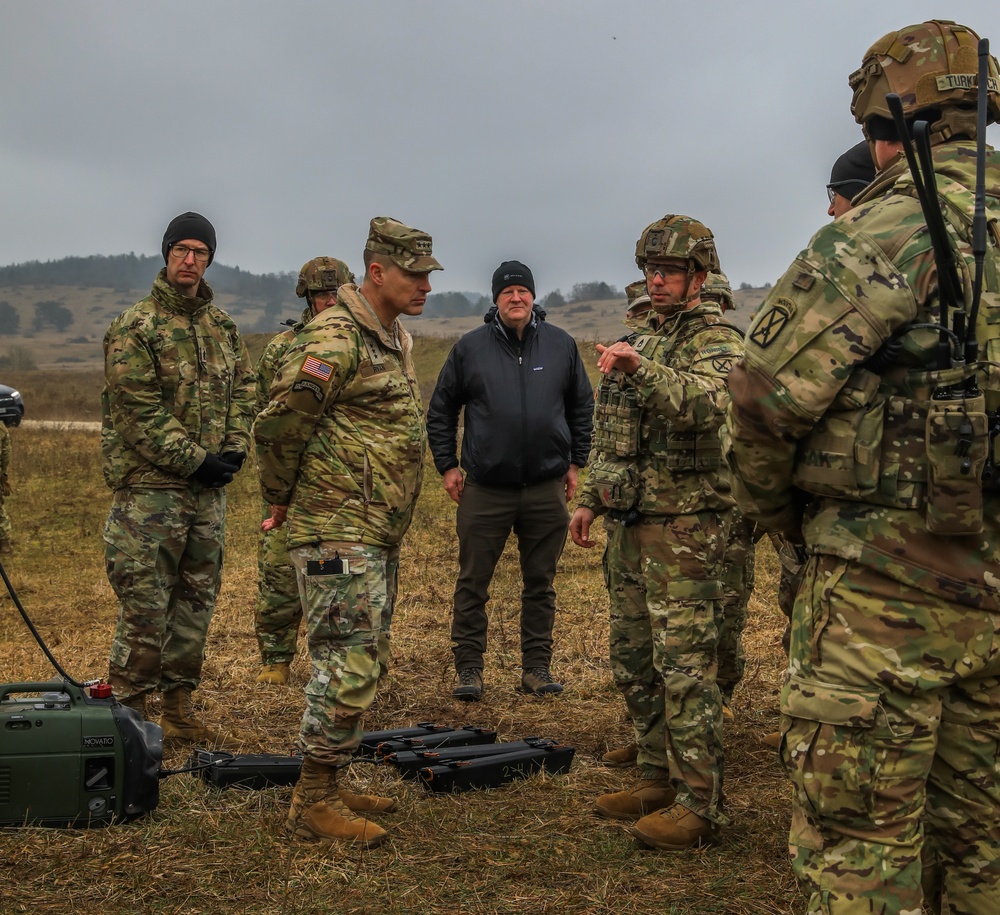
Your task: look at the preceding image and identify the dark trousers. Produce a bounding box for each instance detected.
[451,478,569,670]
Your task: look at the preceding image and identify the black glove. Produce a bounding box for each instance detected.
[219,450,246,472]
[191,453,236,488]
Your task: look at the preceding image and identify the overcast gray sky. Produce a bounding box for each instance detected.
[1,1,997,298]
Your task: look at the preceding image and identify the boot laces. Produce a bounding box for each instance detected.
[459,667,482,686]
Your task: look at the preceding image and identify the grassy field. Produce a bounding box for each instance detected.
[0,337,799,915]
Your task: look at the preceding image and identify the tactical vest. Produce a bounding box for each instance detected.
[791,167,1000,536]
[591,312,741,515]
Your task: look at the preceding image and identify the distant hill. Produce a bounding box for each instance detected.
[0,255,770,370]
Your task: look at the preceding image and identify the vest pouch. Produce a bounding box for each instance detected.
[925,395,988,535]
[593,378,640,458]
[792,369,885,500]
[587,461,639,512]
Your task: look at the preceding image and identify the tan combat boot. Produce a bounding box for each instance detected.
[160,687,241,750]
[118,692,148,720]
[287,758,387,847]
[339,786,397,814]
[631,803,715,850]
[601,743,639,768]
[595,777,676,820]
[256,662,291,686]
[762,731,781,748]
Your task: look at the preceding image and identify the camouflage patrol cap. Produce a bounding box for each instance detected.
[701,271,734,312]
[625,279,648,306]
[635,215,720,274]
[295,256,354,298]
[366,216,442,273]
[849,19,999,139]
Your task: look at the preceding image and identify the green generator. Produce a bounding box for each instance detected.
[0,680,162,827]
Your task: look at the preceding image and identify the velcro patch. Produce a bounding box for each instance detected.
[301,355,333,382]
[712,357,734,373]
[749,298,795,349]
[792,273,815,292]
[292,379,324,402]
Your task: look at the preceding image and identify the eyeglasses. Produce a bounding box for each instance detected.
[644,264,688,280]
[826,186,838,204]
[169,244,211,263]
[311,289,337,302]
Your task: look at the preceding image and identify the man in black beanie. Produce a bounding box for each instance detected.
[427,260,593,700]
[826,140,877,218]
[101,211,255,747]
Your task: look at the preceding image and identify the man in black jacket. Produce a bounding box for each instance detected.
[427,261,593,700]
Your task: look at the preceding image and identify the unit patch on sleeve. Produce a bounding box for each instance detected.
[749,297,796,348]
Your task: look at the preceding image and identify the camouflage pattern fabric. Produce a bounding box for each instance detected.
[727,141,1000,912]
[0,422,10,543]
[716,508,755,703]
[101,270,254,700]
[253,312,310,665]
[105,487,225,695]
[255,283,426,551]
[255,282,424,762]
[289,542,398,766]
[580,301,744,824]
[101,269,255,490]
[602,510,730,825]
[783,554,1000,915]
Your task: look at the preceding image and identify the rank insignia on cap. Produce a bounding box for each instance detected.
[749,298,795,348]
[301,355,334,382]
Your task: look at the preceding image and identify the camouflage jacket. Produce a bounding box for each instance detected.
[255,307,312,415]
[578,301,743,516]
[101,269,255,491]
[254,283,425,549]
[0,422,9,493]
[727,141,1000,611]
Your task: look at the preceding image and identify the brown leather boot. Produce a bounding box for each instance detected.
[339,787,397,814]
[160,687,241,750]
[256,662,291,686]
[595,778,676,820]
[631,803,715,849]
[287,758,387,847]
[601,743,639,768]
[118,692,149,719]
[762,731,781,748]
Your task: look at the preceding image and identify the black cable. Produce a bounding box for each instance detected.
[0,557,83,688]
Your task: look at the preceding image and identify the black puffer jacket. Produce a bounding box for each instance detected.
[427,307,593,487]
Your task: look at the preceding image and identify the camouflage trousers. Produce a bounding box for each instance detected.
[603,509,730,824]
[105,486,225,698]
[0,490,9,544]
[255,500,302,664]
[782,554,1000,915]
[290,541,399,767]
[717,508,756,703]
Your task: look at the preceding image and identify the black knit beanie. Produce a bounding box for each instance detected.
[162,212,217,264]
[491,260,535,302]
[827,141,877,198]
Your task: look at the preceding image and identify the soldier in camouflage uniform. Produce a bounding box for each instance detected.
[0,419,12,554]
[255,217,436,848]
[102,212,255,749]
[254,256,354,686]
[700,271,755,712]
[570,216,744,850]
[727,20,1000,912]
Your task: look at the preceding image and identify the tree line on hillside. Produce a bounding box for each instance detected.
[418,281,623,318]
[0,254,294,302]
[0,255,629,323]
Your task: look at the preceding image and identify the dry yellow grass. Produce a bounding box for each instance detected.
[0,342,800,915]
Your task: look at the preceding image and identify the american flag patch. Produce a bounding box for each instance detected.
[301,355,333,382]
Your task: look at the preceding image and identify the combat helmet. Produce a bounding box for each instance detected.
[634,215,720,274]
[701,271,734,312]
[849,19,999,143]
[295,256,354,299]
